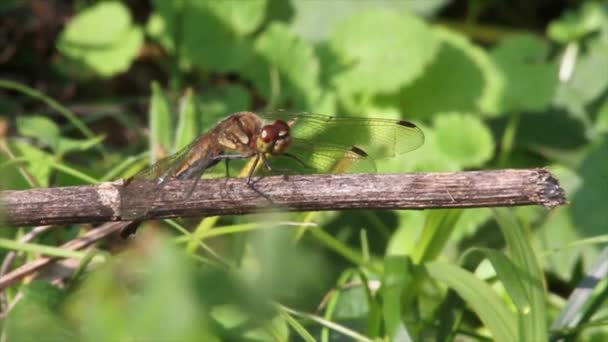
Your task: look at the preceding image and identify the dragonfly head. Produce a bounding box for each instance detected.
[257,120,291,155]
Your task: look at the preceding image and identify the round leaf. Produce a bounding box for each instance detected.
[434,112,495,168]
[242,23,321,108]
[394,27,503,119]
[57,2,143,76]
[329,9,438,95]
[491,34,558,113]
[59,2,131,45]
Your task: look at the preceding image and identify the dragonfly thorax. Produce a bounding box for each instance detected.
[256,120,291,155]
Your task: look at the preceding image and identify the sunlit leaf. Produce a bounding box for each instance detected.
[494,208,548,342]
[16,115,61,150]
[179,0,266,71]
[330,9,438,95]
[434,112,495,168]
[149,82,173,160]
[199,84,251,129]
[424,261,518,341]
[12,141,54,187]
[57,2,143,76]
[491,33,558,113]
[56,135,106,155]
[555,38,608,107]
[174,88,199,151]
[242,23,321,109]
[394,27,503,118]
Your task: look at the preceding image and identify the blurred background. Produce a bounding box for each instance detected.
[1,0,608,340]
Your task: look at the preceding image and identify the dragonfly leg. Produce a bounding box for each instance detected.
[184,177,201,200]
[225,159,230,178]
[261,153,273,172]
[246,154,261,185]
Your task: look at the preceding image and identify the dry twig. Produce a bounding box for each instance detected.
[1,168,566,227]
[0,168,567,291]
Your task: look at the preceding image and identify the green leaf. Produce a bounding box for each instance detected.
[57,2,143,76]
[65,242,217,341]
[412,209,462,263]
[597,98,608,133]
[491,33,558,112]
[199,84,251,129]
[386,211,427,256]
[424,261,518,341]
[291,1,427,43]
[149,82,174,161]
[434,112,495,168]
[393,27,503,118]
[571,136,608,237]
[180,0,266,71]
[382,256,412,340]
[212,305,289,341]
[265,0,294,23]
[12,141,55,187]
[464,248,531,312]
[330,9,438,95]
[493,208,548,342]
[242,23,321,109]
[174,88,200,151]
[6,281,71,341]
[16,115,60,150]
[547,2,607,43]
[536,206,588,281]
[204,0,267,36]
[452,208,492,239]
[557,38,608,106]
[56,135,106,155]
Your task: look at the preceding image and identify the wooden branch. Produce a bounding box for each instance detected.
[1,168,566,227]
[0,168,566,291]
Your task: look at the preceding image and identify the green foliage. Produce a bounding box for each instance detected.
[57,2,143,76]
[491,34,558,113]
[329,9,438,96]
[434,112,495,168]
[3,0,608,341]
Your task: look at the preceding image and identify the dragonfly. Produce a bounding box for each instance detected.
[119,111,424,238]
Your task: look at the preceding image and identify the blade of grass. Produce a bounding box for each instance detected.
[0,237,104,262]
[173,87,199,151]
[278,308,316,342]
[424,261,518,341]
[0,79,98,145]
[277,303,374,342]
[493,208,547,342]
[149,82,173,162]
[412,209,462,263]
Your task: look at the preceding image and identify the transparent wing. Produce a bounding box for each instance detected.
[258,111,425,159]
[268,138,375,174]
[121,137,210,220]
[129,143,195,181]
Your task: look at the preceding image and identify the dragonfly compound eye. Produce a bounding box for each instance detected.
[257,125,278,153]
[270,120,291,155]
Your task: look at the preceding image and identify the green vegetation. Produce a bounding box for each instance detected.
[1,1,608,340]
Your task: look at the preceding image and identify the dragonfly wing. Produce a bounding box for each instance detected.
[269,138,376,174]
[121,141,201,220]
[258,111,425,159]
